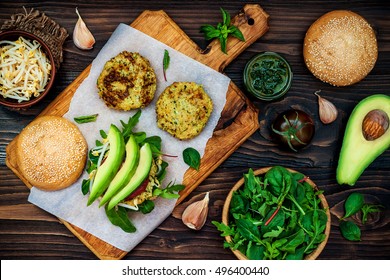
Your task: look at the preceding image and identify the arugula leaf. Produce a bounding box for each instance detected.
[212,221,236,237]
[200,7,245,54]
[105,206,136,233]
[121,110,141,140]
[183,147,201,171]
[153,182,185,199]
[361,203,384,224]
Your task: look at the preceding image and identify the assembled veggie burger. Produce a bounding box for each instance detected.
[82,110,183,232]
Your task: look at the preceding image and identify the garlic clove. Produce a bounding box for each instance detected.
[73,8,96,50]
[315,90,338,124]
[181,192,209,230]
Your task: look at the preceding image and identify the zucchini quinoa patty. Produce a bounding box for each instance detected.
[97,51,157,110]
[156,82,213,140]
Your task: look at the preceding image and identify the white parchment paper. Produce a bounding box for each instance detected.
[28,23,230,252]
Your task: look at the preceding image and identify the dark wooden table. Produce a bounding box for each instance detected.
[0,0,389,260]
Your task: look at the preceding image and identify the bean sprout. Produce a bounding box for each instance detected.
[0,36,51,102]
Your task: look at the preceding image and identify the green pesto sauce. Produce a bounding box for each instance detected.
[247,56,289,96]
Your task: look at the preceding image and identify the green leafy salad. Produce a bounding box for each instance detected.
[213,166,328,260]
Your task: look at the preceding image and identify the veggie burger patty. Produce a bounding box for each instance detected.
[156,82,213,140]
[97,51,157,110]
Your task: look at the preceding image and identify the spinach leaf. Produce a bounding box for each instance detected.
[81,179,90,195]
[236,219,262,243]
[285,246,305,260]
[105,206,136,233]
[183,147,201,171]
[230,192,249,214]
[342,192,365,219]
[339,220,361,241]
[246,241,265,260]
[280,229,305,254]
[138,200,155,214]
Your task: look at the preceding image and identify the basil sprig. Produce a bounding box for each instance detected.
[200,8,245,54]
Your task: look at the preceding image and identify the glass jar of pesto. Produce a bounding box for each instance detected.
[243,52,292,101]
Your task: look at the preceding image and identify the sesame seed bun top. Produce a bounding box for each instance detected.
[303,10,378,87]
[16,115,87,191]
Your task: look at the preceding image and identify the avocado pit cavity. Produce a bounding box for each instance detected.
[362,109,389,141]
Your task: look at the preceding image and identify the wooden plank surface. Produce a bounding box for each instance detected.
[0,0,389,260]
[3,5,269,259]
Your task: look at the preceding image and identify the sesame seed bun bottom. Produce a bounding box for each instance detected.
[16,116,88,191]
[303,10,378,87]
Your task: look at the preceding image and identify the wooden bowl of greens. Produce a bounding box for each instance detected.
[218,166,331,260]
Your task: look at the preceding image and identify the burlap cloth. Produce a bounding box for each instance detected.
[1,7,68,70]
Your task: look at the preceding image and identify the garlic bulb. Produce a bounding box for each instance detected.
[314,91,338,124]
[73,8,96,50]
[182,192,209,230]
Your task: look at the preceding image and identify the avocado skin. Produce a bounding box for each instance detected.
[107,143,153,210]
[337,94,390,186]
[99,134,139,207]
[87,125,125,206]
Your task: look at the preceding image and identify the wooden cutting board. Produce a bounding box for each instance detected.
[5,4,269,259]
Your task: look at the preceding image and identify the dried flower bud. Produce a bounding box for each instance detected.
[73,8,96,50]
[181,192,209,230]
[315,90,338,124]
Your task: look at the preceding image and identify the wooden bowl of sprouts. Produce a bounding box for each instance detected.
[0,30,55,109]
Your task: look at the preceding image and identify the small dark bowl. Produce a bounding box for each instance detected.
[0,30,56,109]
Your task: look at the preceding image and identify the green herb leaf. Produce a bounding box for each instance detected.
[105,206,136,233]
[74,114,98,124]
[212,221,235,237]
[200,7,245,54]
[153,182,185,199]
[342,192,365,219]
[236,218,262,243]
[138,200,155,214]
[183,147,201,171]
[163,49,170,81]
[339,220,361,241]
[361,203,384,224]
[121,110,141,140]
[81,179,90,195]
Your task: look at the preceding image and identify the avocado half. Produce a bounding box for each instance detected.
[336,94,390,186]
